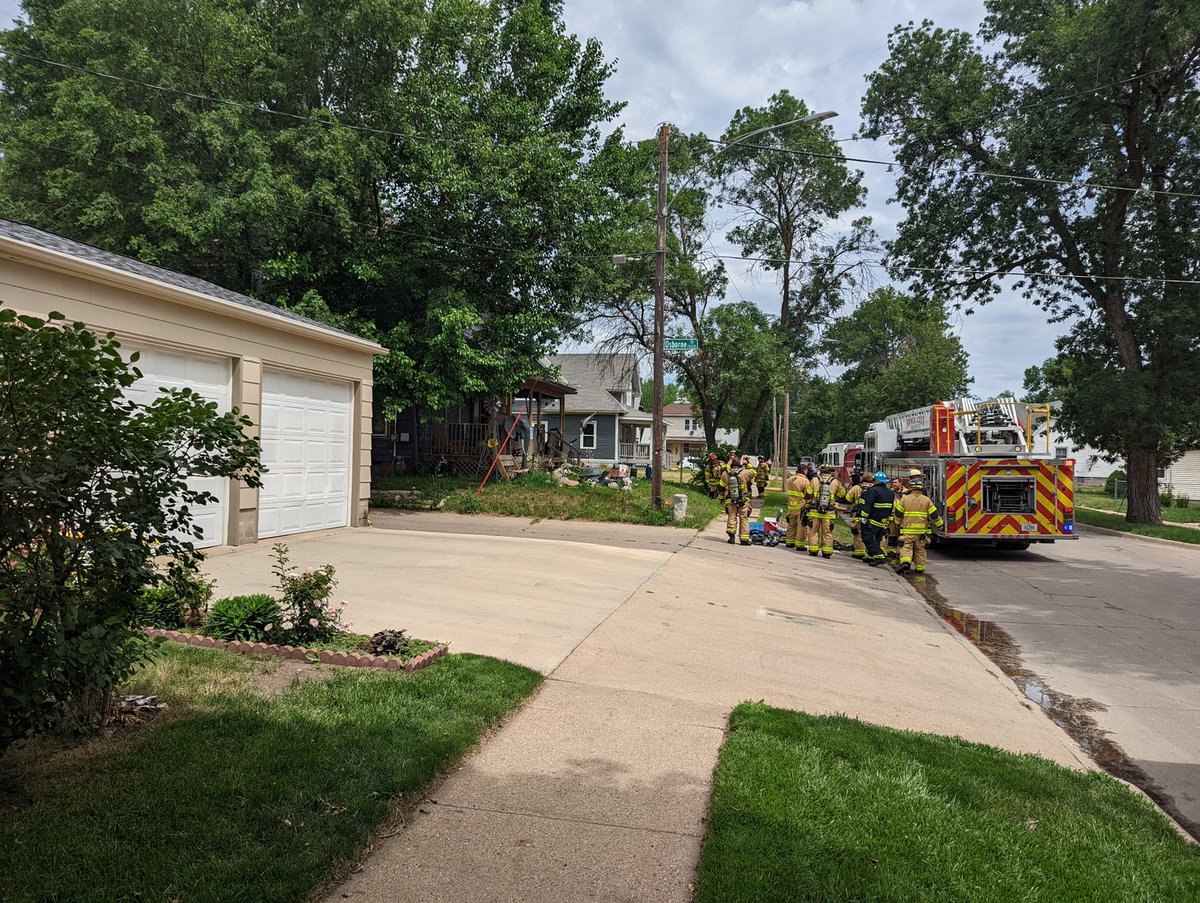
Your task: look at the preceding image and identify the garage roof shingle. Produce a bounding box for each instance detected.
[0,218,372,345]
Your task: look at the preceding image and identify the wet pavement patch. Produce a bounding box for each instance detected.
[906,572,1200,842]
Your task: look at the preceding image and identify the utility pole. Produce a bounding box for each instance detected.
[652,122,668,510]
[782,391,791,479]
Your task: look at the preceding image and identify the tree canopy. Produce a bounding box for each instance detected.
[861,0,1200,523]
[0,0,624,414]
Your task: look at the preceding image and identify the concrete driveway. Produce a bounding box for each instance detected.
[201,514,683,673]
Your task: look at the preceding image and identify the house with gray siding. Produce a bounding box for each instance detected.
[535,353,652,466]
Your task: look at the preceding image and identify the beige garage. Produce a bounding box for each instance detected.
[0,218,385,547]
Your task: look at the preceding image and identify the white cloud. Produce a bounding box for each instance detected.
[563,0,1069,401]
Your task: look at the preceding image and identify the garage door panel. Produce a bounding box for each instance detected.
[124,347,232,550]
[258,370,353,539]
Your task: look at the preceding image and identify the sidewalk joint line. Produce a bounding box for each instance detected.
[430,802,706,838]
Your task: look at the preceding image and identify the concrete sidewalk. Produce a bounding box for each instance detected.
[320,518,1089,903]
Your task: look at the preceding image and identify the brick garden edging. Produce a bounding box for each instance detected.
[143,628,448,673]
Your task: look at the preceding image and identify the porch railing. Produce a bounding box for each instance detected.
[619,442,652,462]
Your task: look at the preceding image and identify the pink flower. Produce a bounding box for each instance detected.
[345,620,353,628]
[340,600,349,608]
[308,617,319,627]
[304,567,313,574]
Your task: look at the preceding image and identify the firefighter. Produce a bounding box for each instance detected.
[805,463,844,558]
[703,452,725,499]
[839,470,866,559]
[784,465,811,549]
[723,455,754,545]
[884,477,904,557]
[755,457,771,497]
[858,471,895,566]
[891,475,945,573]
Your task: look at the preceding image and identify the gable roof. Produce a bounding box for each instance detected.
[542,352,641,414]
[663,401,699,416]
[0,218,384,353]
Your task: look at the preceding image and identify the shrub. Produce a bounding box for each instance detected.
[689,442,741,489]
[1104,469,1126,496]
[446,491,482,514]
[1176,495,1190,509]
[1160,484,1175,506]
[135,586,185,630]
[368,629,411,656]
[0,306,261,752]
[204,595,283,642]
[271,544,348,644]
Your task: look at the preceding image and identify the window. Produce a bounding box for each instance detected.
[580,421,597,450]
[1055,445,1069,458]
[372,412,395,437]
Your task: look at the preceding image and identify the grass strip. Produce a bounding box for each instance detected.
[439,472,725,529]
[1075,507,1200,544]
[697,703,1200,903]
[0,643,541,903]
[1076,490,1200,522]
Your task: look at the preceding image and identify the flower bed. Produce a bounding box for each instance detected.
[143,628,447,673]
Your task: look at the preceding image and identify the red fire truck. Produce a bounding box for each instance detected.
[860,397,1076,549]
[817,442,865,486]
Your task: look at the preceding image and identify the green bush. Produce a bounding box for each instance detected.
[689,443,741,489]
[270,544,348,643]
[204,595,282,642]
[446,491,483,514]
[135,586,185,630]
[1176,495,1191,508]
[0,306,262,752]
[1160,484,1175,506]
[1104,469,1126,495]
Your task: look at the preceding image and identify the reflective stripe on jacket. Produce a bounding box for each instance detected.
[860,484,895,527]
[891,491,945,535]
[786,473,810,512]
[842,483,863,524]
[724,466,752,507]
[806,476,843,519]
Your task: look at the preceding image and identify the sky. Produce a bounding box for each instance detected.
[0,0,1062,398]
[558,0,1063,398]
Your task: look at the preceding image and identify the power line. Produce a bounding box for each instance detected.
[704,136,1200,201]
[694,252,1200,287]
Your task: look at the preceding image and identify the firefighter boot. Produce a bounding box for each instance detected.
[913,535,929,572]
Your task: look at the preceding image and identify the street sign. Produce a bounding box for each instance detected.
[664,337,699,352]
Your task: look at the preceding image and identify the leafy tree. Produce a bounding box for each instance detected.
[598,131,790,444]
[0,0,623,416]
[710,90,878,442]
[640,378,679,408]
[861,1,1200,523]
[823,287,971,440]
[0,308,261,752]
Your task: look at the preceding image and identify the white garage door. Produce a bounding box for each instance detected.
[124,347,232,549]
[258,370,353,539]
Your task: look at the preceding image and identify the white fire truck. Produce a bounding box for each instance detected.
[860,397,1077,549]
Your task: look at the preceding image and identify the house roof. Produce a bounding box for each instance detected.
[0,218,385,354]
[542,353,642,415]
[663,401,699,416]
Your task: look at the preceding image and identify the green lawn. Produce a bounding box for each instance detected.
[0,643,540,903]
[1077,489,1200,523]
[438,472,726,529]
[1075,507,1200,544]
[697,704,1200,903]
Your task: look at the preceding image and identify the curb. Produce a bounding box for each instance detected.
[1075,520,1200,550]
[142,628,448,673]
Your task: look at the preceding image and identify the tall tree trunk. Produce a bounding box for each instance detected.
[742,387,771,450]
[1124,447,1163,525]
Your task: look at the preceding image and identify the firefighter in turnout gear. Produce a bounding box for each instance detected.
[805,464,844,557]
[755,457,771,497]
[858,471,895,566]
[784,466,811,549]
[839,471,866,559]
[891,475,945,573]
[723,456,754,545]
[703,453,726,499]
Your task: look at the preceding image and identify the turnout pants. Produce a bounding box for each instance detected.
[807,514,834,555]
[727,502,751,542]
[785,511,803,547]
[850,521,865,558]
[861,522,886,561]
[899,533,930,572]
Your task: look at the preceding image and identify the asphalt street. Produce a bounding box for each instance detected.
[921,526,1200,837]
